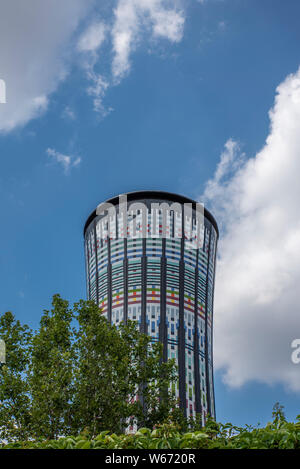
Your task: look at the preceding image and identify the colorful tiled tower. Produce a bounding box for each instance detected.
[84,191,218,422]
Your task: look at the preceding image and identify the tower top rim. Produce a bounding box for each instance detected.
[83,190,219,238]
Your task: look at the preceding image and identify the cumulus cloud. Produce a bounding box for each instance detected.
[0,0,92,133]
[77,21,107,53]
[75,0,185,114]
[76,20,110,115]
[0,1,186,131]
[203,67,300,391]
[46,148,81,173]
[78,0,185,111]
[111,0,185,81]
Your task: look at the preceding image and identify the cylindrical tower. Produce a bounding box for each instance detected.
[84,191,218,422]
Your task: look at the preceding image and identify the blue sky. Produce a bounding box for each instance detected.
[1,0,300,427]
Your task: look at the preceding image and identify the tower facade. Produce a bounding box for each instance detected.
[84,191,218,421]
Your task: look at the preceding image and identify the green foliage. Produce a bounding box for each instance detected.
[3,406,300,449]
[1,297,299,450]
[0,311,32,441]
[29,295,75,439]
[72,300,177,436]
[0,295,177,442]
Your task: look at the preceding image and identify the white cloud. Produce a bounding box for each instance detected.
[77,21,107,52]
[111,0,185,81]
[0,0,92,133]
[203,67,300,392]
[203,139,245,211]
[86,72,112,115]
[77,20,111,115]
[46,148,81,173]
[62,106,76,121]
[0,1,186,130]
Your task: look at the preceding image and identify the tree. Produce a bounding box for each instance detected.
[72,300,177,436]
[118,320,178,430]
[272,402,286,428]
[1,295,178,440]
[72,300,126,435]
[29,295,75,439]
[0,311,32,442]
